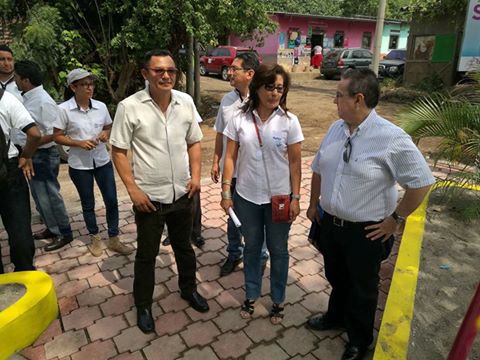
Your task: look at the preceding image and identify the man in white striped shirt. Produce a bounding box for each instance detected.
[306,68,434,360]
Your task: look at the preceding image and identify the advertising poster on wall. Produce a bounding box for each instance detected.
[458,0,480,71]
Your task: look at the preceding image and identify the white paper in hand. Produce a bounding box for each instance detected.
[228,208,242,227]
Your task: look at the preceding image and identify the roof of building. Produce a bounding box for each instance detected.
[273,11,406,24]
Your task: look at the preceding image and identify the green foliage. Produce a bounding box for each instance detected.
[401,71,480,219]
[412,71,445,93]
[407,0,468,19]
[264,0,342,16]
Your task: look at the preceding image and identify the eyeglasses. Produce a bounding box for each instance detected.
[76,81,95,88]
[227,66,247,72]
[264,84,285,93]
[343,137,352,163]
[147,67,178,76]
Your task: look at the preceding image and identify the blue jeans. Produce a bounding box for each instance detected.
[69,161,119,237]
[0,159,35,273]
[227,179,268,262]
[30,147,72,238]
[234,193,291,304]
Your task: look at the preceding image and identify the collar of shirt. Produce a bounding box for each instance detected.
[66,97,95,112]
[0,74,15,89]
[22,85,45,102]
[234,88,249,103]
[252,107,285,124]
[341,108,377,138]
[138,88,181,106]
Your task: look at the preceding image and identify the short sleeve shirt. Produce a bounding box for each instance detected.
[54,97,112,170]
[0,91,35,158]
[214,89,247,175]
[22,85,58,149]
[224,108,304,205]
[311,110,435,222]
[110,89,203,203]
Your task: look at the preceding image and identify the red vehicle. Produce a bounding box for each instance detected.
[200,46,261,81]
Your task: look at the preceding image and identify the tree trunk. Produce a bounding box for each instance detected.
[194,38,201,106]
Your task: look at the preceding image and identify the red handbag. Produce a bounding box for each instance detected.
[271,194,291,223]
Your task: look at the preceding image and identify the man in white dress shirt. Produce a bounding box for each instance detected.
[306,68,435,360]
[14,60,73,251]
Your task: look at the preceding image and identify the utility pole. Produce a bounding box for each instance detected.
[372,0,387,76]
[187,33,194,96]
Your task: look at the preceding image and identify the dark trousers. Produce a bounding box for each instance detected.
[69,161,119,237]
[319,212,390,347]
[133,194,197,307]
[0,159,36,273]
[191,191,202,239]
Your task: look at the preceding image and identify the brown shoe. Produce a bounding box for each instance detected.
[33,228,56,240]
[108,236,133,255]
[88,234,103,257]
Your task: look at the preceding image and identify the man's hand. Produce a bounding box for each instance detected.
[211,162,220,183]
[129,187,156,213]
[306,204,320,223]
[220,198,233,214]
[186,179,201,198]
[365,216,398,241]
[79,139,98,150]
[290,199,300,222]
[18,157,34,180]
[96,130,109,143]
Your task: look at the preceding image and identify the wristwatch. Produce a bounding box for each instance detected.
[291,194,301,200]
[391,211,406,225]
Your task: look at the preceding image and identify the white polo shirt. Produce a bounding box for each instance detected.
[224,107,304,205]
[0,91,35,158]
[21,85,58,149]
[54,97,112,170]
[3,76,25,146]
[311,109,435,222]
[110,88,203,203]
[214,89,247,175]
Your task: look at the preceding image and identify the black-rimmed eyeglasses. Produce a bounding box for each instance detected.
[343,137,352,163]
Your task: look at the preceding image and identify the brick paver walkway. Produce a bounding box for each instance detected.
[2,159,404,360]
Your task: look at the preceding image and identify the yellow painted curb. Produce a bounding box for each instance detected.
[374,182,480,359]
[0,271,58,359]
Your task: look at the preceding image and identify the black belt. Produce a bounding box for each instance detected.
[324,212,379,228]
[36,146,56,152]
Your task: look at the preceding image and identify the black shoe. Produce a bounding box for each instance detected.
[137,306,155,334]
[162,237,171,246]
[181,290,209,313]
[341,343,367,360]
[44,236,73,252]
[306,314,344,331]
[220,257,242,276]
[191,236,205,248]
[33,228,56,240]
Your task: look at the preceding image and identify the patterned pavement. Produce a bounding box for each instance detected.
[2,158,402,360]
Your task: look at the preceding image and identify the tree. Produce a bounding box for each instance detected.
[3,0,275,104]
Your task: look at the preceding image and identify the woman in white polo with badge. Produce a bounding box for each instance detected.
[53,68,132,257]
[220,63,303,324]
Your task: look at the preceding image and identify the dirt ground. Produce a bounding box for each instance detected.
[408,191,480,360]
[197,75,408,177]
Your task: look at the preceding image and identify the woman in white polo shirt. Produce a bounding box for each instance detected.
[220,63,304,324]
[53,68,132,257]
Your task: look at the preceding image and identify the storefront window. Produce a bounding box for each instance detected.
[389,34,399,49]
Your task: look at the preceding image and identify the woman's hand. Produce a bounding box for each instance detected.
[96,130,109,143]
[290,198,300,222]
[221,198,233,214]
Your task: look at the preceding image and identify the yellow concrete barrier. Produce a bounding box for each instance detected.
[374,182,480,359]
[0,271,58,359]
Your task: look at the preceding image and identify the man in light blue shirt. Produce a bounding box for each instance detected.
[306,68,434,360]
[15,60,73,251]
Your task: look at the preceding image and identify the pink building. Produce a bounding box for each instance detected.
[229,12,403,71]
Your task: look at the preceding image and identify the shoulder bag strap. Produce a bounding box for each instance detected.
[252,112,272,198]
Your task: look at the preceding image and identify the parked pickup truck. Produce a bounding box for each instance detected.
[200,46,261,80]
